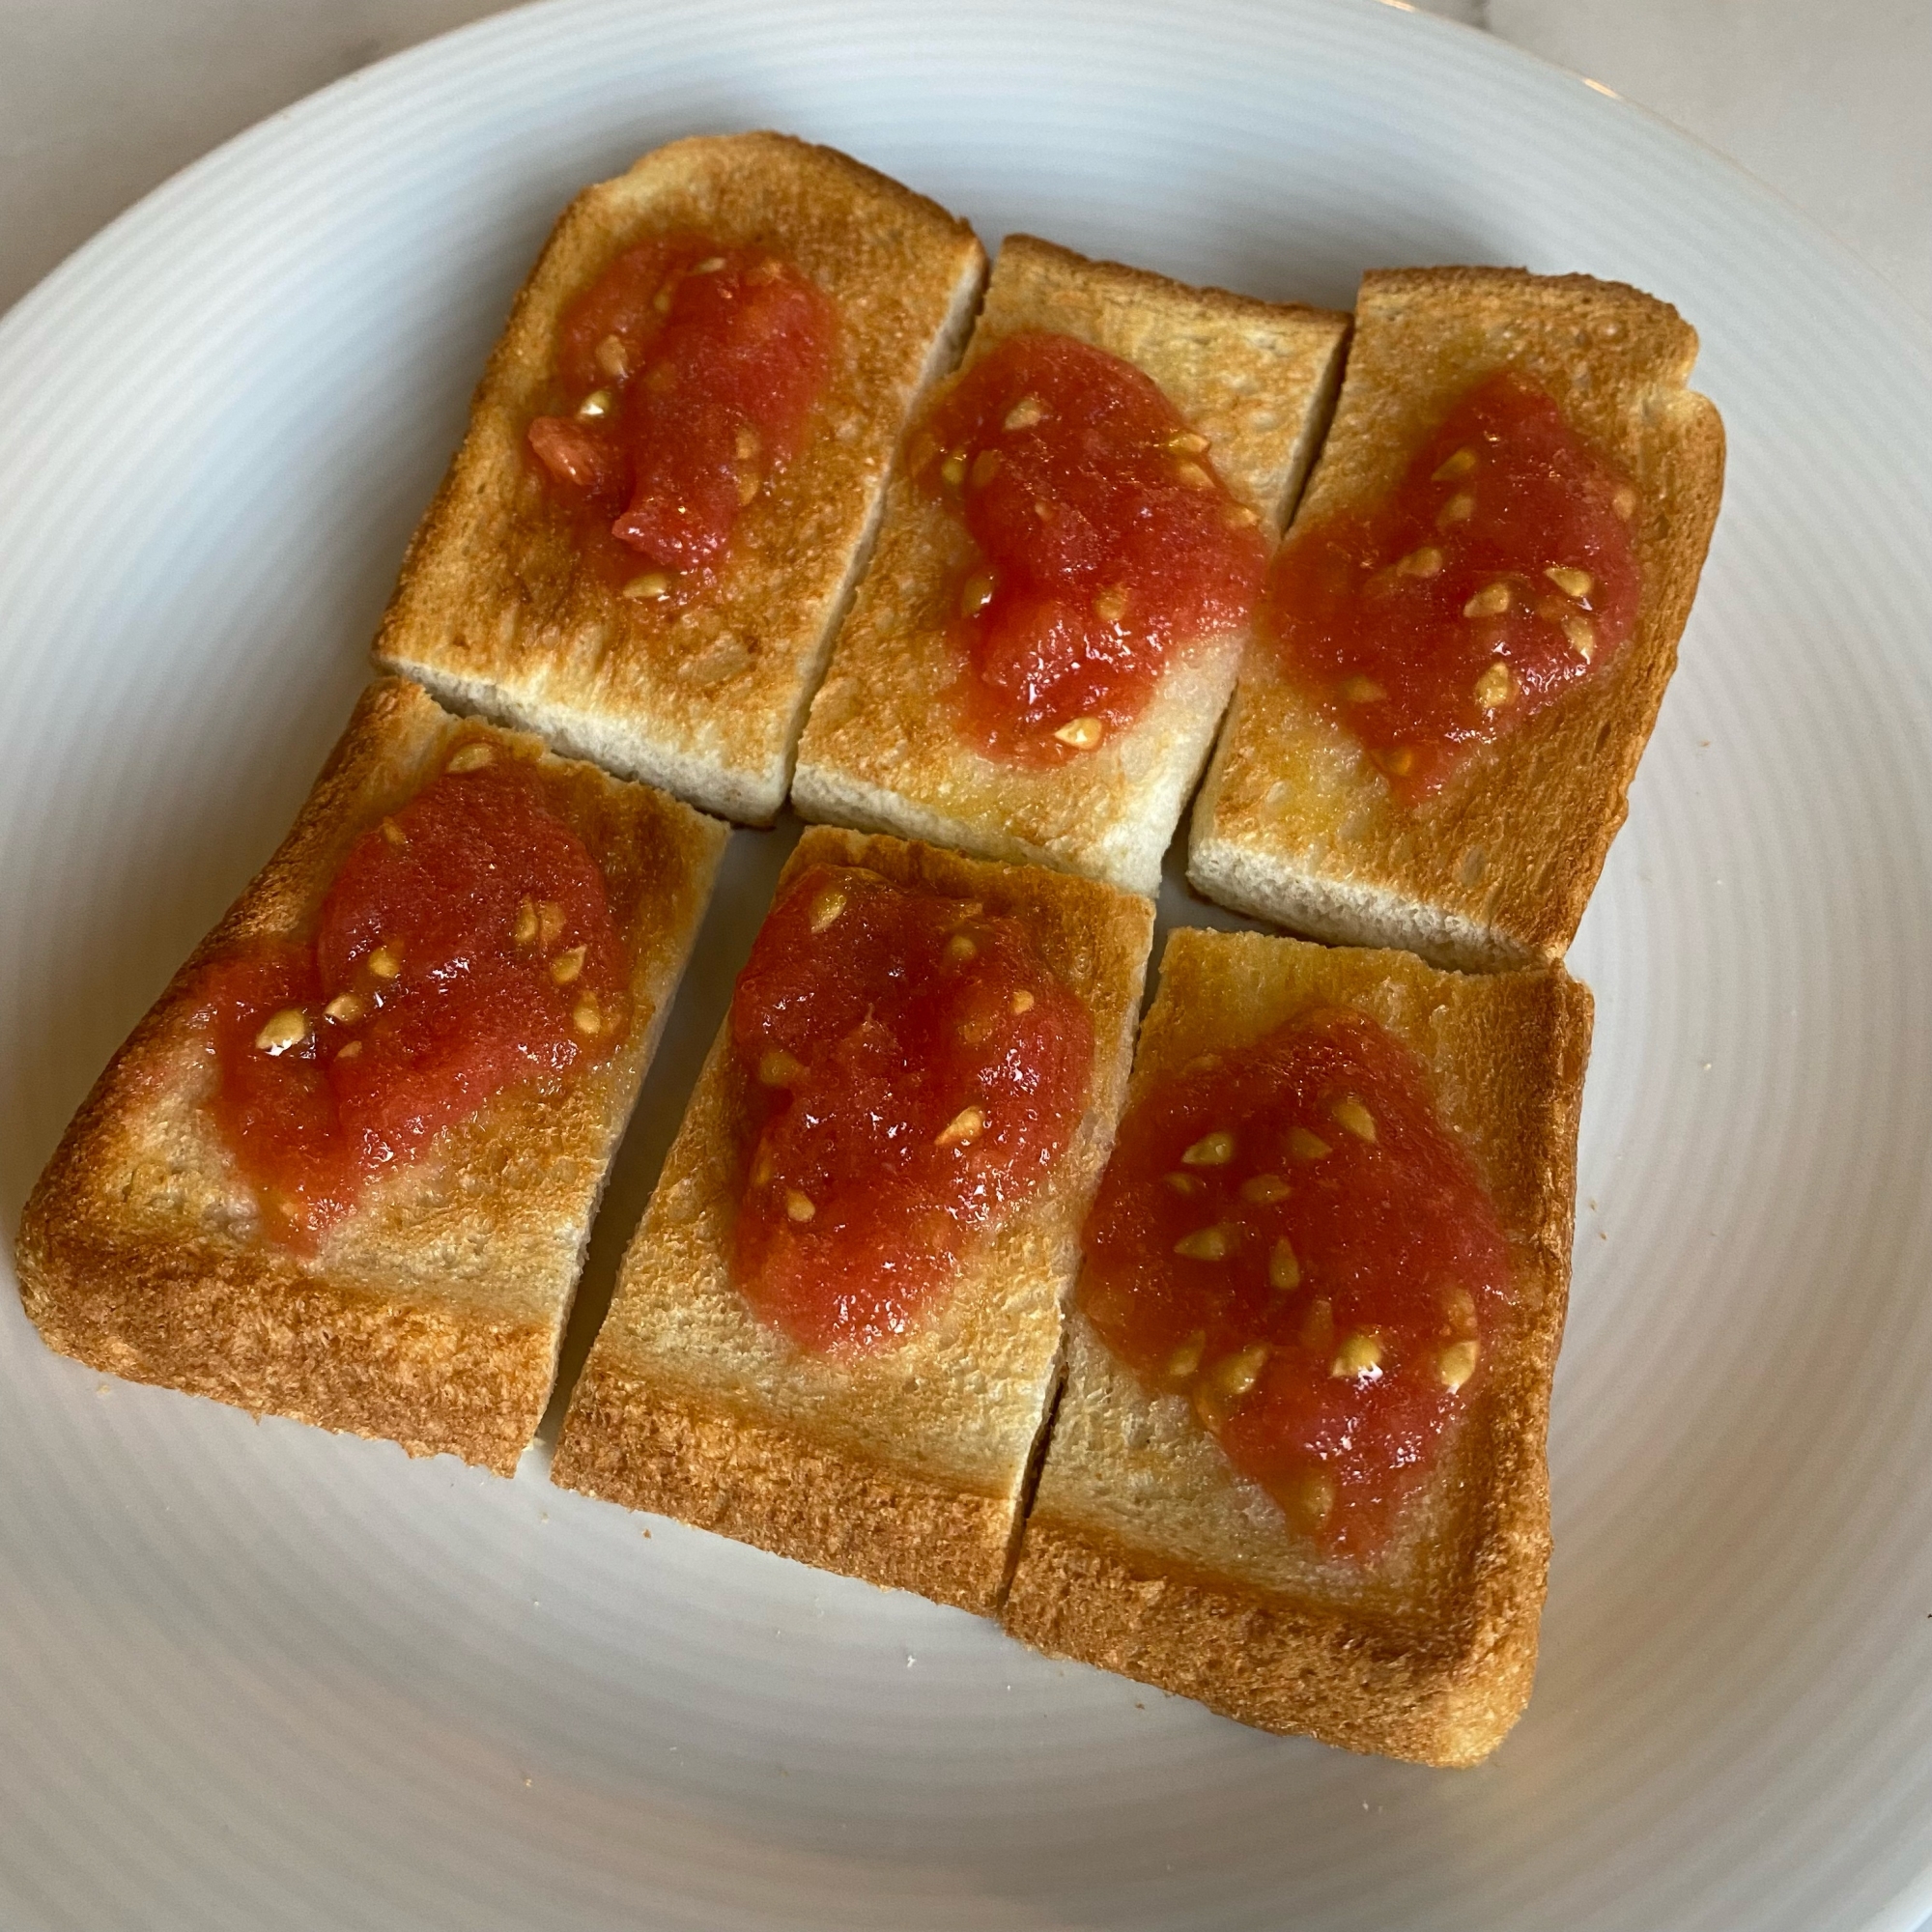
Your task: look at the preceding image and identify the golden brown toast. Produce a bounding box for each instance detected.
[14,677,727,1475]
[1003,926,1592,1765]
[374,132,987,825]
[551,828,1154,1612]
[1189,267,1724,968]
[791,236,1350,895]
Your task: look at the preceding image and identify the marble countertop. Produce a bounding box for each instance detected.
[3,0,1926,325]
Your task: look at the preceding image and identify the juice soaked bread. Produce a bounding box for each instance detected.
[552,829,1153,1612]
[14,678,726,1475]
[1004,928,1591,1765]
[375,132,986,825]
[1190,268,1724,968]
[791,237,1350,895]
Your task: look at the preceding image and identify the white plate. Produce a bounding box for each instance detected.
[4,1,1932,1925]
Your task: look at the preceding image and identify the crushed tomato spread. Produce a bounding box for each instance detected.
[199,742,627,1240]
[728,863,1094,1353]
[1078,1006,1510,1558]
[526,233,836,602]
[1267,369,1640,800]
[915,330,1266,763]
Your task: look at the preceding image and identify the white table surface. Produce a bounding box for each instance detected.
[3,0,1928,324]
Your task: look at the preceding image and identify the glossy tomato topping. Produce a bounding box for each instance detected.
[201,743,627,1239]
[526,233,836,600]
[916,331,1266,763]
[1079,1006,1510,1558]
[729,863,1094,1353]
[1268,370,1640,800]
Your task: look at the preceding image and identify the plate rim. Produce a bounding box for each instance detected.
[3,3,1932,1929]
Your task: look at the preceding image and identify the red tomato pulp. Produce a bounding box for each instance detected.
[729,864,1094,1353]
[202,745,626,1239]
[1268,370,1640,800]
[917,331,1266,762]
[1079,1006,1510,1558]
[526,234,836,599]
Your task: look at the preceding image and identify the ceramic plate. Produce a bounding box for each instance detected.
[4,1,1932,1925]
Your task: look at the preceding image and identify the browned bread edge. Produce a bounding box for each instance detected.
[1004,928,1593,1763]
[552,827,1154,1607]
[554,1371,1016,1613]
[1190,265,1725,969]
[791,234,1350,895]
[14,676,727,1476]
[375,132,988,826]
[1005,1510,1540,1767]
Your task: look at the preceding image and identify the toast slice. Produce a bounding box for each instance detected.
[790,236,1350,895]
[373,132,987,825]
[551,828,1153,1612]
[1003,927,1591,1765]
[14,677,727,1475]
[1189,268,1724,969]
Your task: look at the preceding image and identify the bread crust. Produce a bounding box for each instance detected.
[551,828,1155,1611]
[373,132,987,825]
[791,236,1350,895]
[13,677,727,1475]
[1002,927,1592,1764]
[1189,266,1725,968]
[554,1372,1021,1608]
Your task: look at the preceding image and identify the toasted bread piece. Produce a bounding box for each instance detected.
[1190,268,1724,969]
[551,828,1154,1612]
[373,133,987,826]
[790,237,1350,895]
[1003,927,1591,1765]
[14,677,726,1475]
